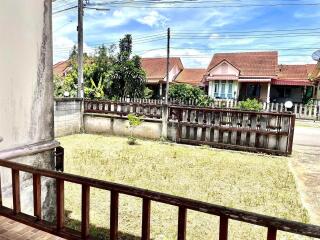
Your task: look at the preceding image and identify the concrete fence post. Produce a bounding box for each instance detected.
[161,104,169,139]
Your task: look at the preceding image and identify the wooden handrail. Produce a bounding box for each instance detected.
[0,140,60,160]
[0,158,319,239]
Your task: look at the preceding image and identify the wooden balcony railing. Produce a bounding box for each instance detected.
[0,158,319,240]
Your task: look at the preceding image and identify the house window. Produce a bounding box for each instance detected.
[221,81,226,98]
[227,81,233,99]
[214,81,219,97]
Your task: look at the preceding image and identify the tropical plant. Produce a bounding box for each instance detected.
[239,98,263,111]
[84,78,105,99]
[127,114,143,145]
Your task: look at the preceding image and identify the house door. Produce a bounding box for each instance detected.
[246,83,261,99]
[239,83,261,100]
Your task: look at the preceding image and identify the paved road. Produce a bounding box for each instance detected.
[294,127,320,147]
[291,125,320,224]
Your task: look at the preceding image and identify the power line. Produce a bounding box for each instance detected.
[174,27,320,34]
[89,0,320,8]
[53,5,78,15]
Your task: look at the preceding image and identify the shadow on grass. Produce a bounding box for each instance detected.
[65,211,143,240]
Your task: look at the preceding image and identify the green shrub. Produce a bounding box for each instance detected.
[143,87,154,99]
[239,98,263,111]
[169,84,213,107]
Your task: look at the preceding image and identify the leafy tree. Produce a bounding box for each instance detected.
[169,83,213,106]
[54,36,146,100]
[108,35,146,99]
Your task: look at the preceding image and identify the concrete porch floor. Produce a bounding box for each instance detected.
[0,216,64,240]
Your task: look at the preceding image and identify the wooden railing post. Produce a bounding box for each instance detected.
[178,207,187,240]
[56,179,64,231]
[219,215,229,240]
[267,226,277,240]
[110,191,119,240]
[141,198,151,240]
[287,114,296,155]
[0,173,2,207]
[33,174,41,219]
[12,169,21,214]
[81,184,90,239]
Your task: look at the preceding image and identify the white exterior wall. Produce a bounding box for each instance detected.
[0,0,53,150]
[0,0,55,220]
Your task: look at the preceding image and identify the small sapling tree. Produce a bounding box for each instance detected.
[127,114,143,145]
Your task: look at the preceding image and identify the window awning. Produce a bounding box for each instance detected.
[272,79,313,86]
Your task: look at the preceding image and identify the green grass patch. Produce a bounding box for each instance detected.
[59,134,311,240]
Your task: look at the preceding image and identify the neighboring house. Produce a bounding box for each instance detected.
[309,63,320,101]
[204,51,278,102]
[271,64,315,103]
[204,51,315,103]
[141,57,184,97]
[174,68,206,87]
[53,61,71,77]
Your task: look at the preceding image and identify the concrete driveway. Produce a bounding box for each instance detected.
[291,122,320,224]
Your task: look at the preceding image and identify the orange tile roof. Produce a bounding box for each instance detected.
[141,58,184,82]
[277,64,315,79]
[308,62,320,81]
[53,61,70,77]
[272,64,315,86]
[175,68,206,86]
[207,51,278,77]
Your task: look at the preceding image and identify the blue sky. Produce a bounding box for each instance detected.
[53,0,320,68]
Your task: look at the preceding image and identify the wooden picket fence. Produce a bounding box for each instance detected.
[169,106,295,156]
[101,98,320,120]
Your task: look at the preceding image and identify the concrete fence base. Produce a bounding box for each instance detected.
[84,114,164,140]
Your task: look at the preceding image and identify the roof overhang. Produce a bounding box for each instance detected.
[206,75,238,81]
[272,79,313,86]
[238,78,271,83]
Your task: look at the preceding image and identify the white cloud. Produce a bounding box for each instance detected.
[137,11,169,27]
[209,33,220,39]
[53,36,75,63]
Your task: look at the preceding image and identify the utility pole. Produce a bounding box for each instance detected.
[162,28,170,139]
[77,0,84,98]
[165,27,171,103]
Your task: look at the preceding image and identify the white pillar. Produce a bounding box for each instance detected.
[159,83,163,98]
[267,82,271,103]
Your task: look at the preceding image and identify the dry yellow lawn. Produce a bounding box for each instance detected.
[59,134,312,240]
